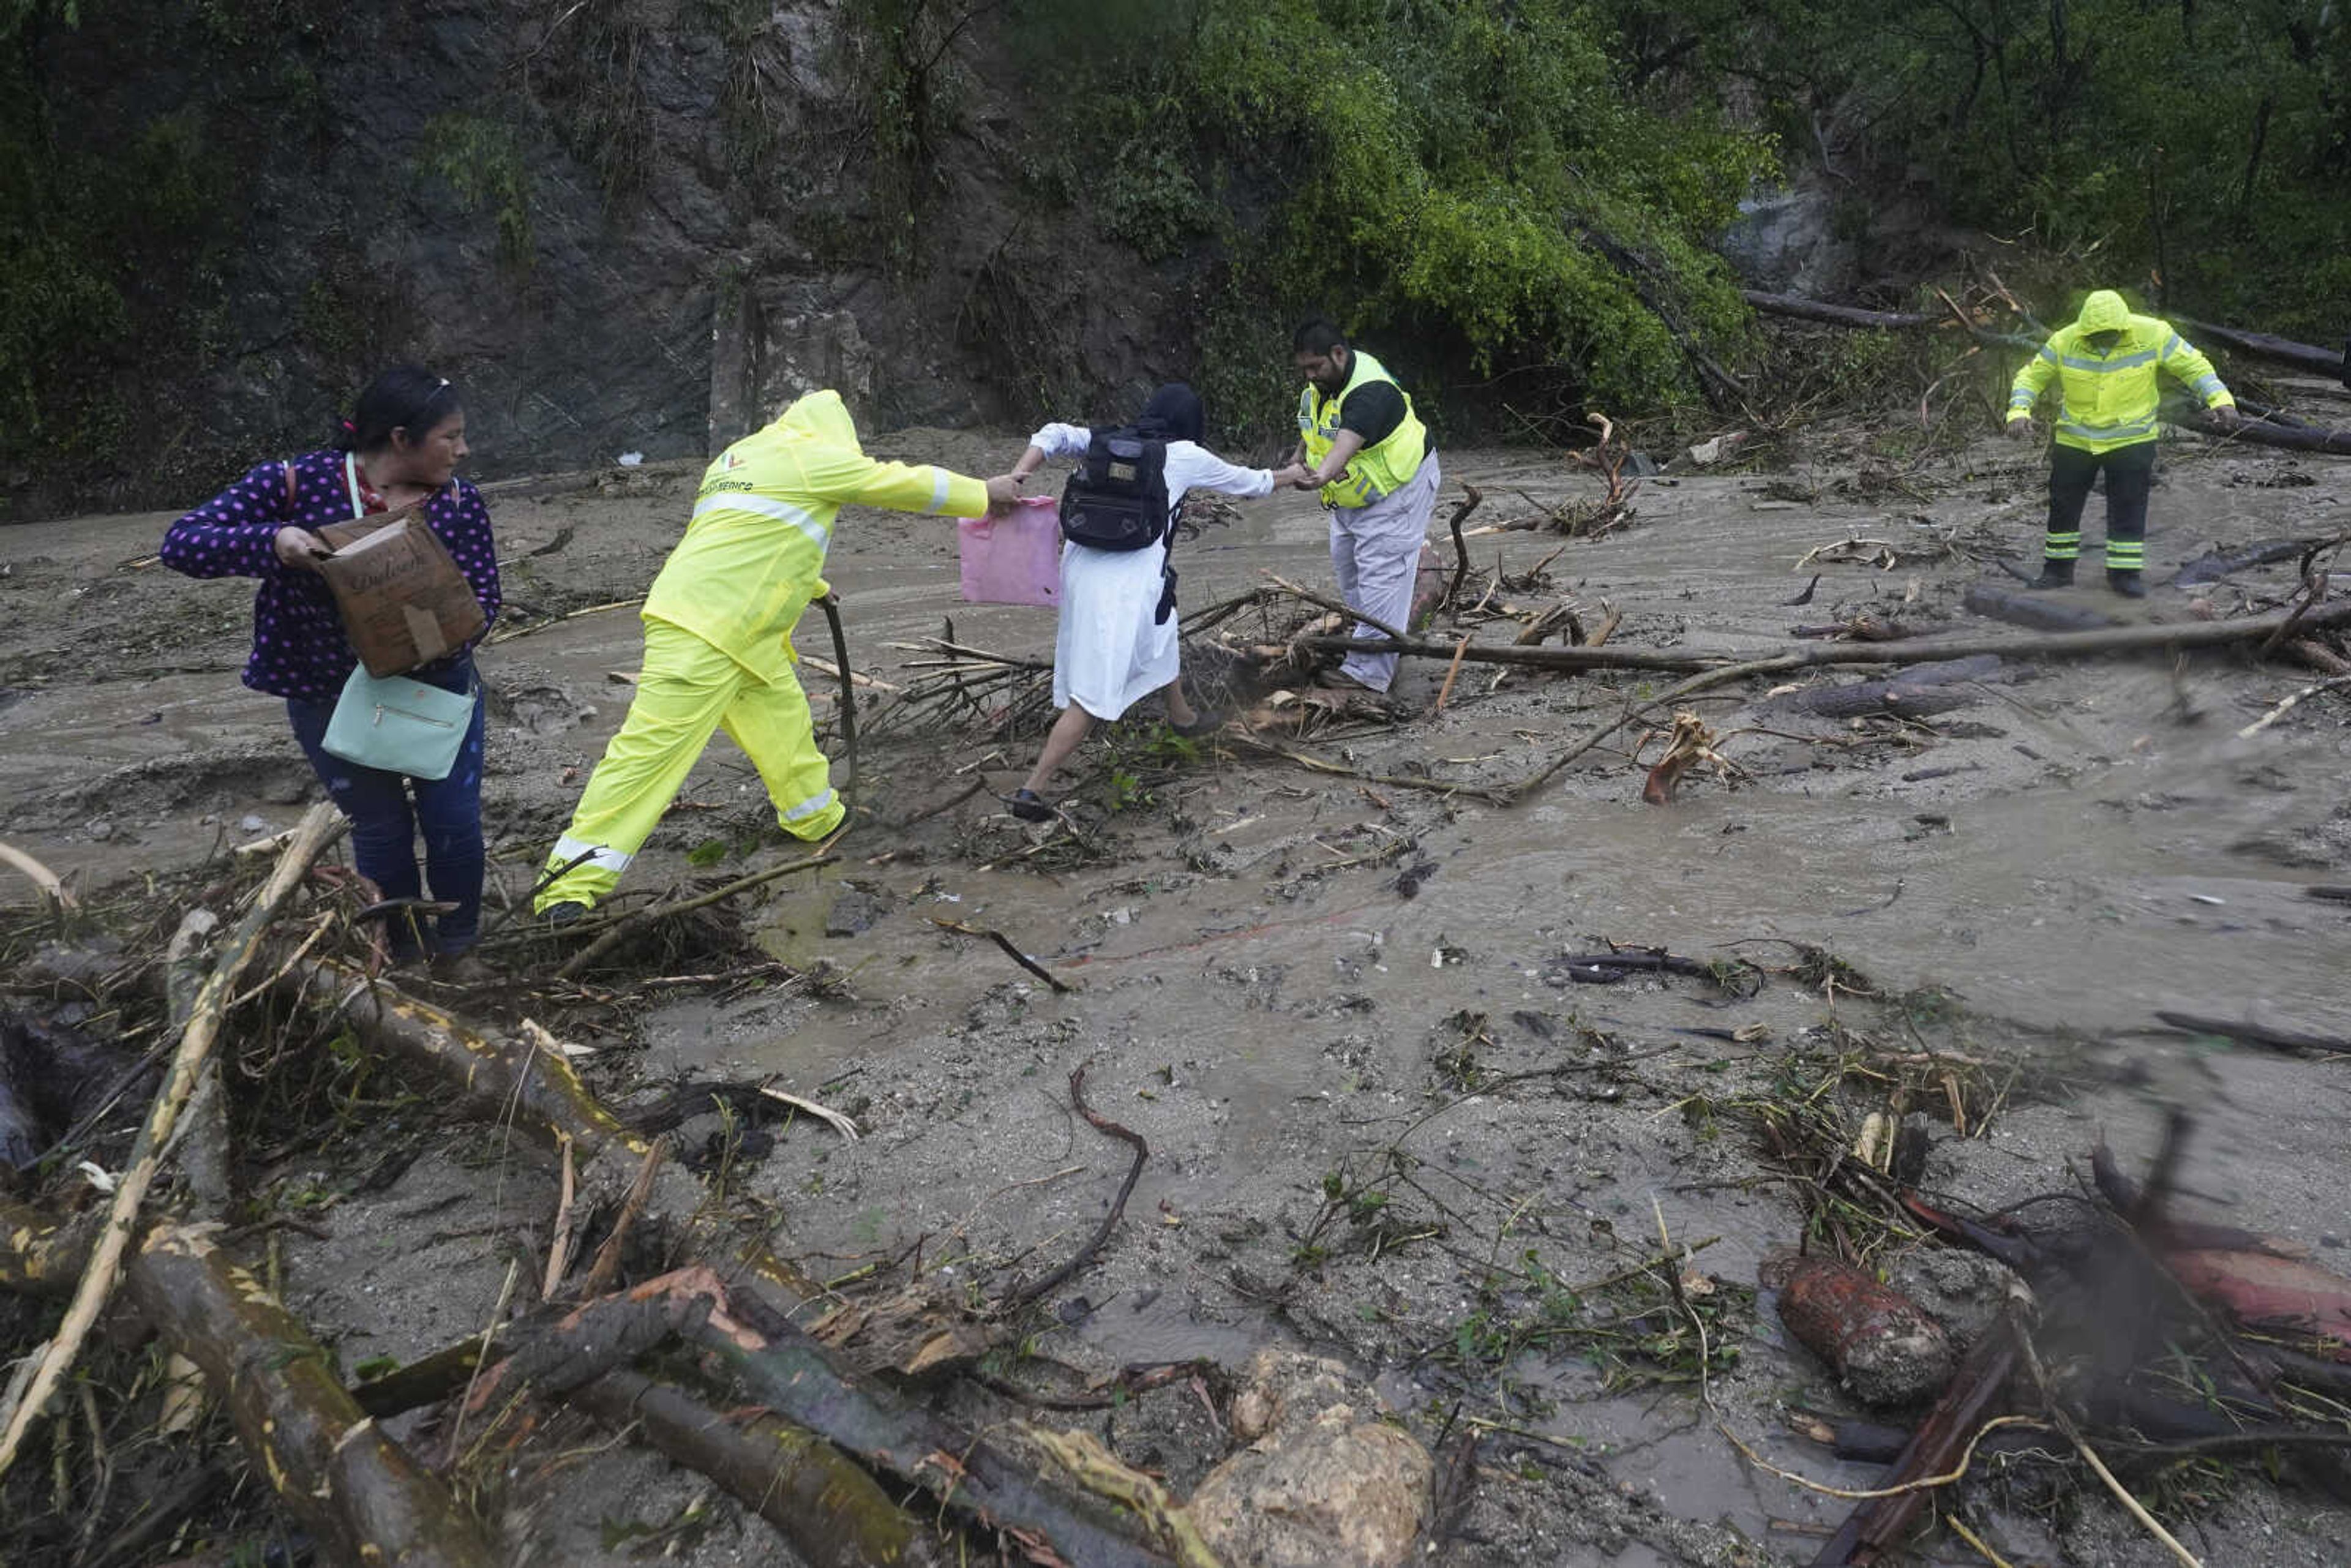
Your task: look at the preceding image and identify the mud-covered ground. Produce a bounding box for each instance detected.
[6,411,2351,1567]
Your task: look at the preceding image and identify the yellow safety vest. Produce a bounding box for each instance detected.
[643,389,988,684]
[2008,291,2233,454]
[1297,348,1429,509]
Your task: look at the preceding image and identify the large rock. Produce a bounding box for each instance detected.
[1719,184,1856,298]
[1182,1349,1431,1568]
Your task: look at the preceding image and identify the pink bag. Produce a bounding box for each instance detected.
[958,494,1062,607]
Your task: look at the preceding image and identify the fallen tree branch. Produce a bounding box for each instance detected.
[817,592,861,810]
[0,802,341,1479]
[1444,484,1482,612]
[2153,1010,2351,1057]
[1310,593,2351,688]
[278,958,637,1155]
[2172,318,2348,379]
[124,1222,500,1567]
[997,1067,1149,1313]
[571,1369,947,1568]
[0,841,75,909]
[524,1269,1185,1567]
[927,917,1073,994]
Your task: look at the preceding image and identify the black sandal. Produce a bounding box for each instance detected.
[1169,710,1225,738]
[1008,789,1054,822]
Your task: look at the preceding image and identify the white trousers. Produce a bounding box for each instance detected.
[1328,453,1440,691]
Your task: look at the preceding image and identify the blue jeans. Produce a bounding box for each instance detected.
[287,658,487,956]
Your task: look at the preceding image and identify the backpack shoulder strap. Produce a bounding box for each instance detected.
[282,459,298,515]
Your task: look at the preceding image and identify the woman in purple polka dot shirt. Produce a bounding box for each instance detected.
[162,367,501,977]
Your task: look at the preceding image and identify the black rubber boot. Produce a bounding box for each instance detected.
[2108,568,2147,599]
[2029,560,2075,590]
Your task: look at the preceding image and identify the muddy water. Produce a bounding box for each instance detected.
[9,436,2351,1561]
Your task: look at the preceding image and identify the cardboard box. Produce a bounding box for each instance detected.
[318,509,486,677]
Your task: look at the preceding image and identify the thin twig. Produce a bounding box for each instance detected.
[928,917,1073,994]
[996,1067,1148,1312]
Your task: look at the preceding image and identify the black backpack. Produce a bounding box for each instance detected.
[1060,428,1172,552]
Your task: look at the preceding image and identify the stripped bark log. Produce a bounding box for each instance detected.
[571,1370,947,1568]
[124,1223,500,1568]
[0,801,342,1479]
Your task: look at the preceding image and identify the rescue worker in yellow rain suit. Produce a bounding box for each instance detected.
[2006,290,2238,598]
[534,390,1019,920]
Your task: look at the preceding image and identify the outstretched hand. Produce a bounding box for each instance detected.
[2207,405,2241,433]
[983,474,1024,516]
[2003,418,2034,441]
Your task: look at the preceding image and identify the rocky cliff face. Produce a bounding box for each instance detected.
[10,0,1195,518]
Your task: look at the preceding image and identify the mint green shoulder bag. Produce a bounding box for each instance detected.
[321,669,476,781]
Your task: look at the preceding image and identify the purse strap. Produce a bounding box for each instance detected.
[282,459,298,517]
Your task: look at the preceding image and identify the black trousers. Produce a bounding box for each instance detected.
[2045,441,2154,571]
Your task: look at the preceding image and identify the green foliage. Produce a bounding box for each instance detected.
[1636,0,2351,335]
[414,113,535,268]
[991,0,1772,428]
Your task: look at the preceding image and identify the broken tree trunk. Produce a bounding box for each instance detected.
[269,964,824,1305]
[1961,583,2118,633]
[0,801,342,1479]
[276,958,634,1156]
[2203,420,2351,457]
[1742,290,1937,330]
[1764,655,2005,719]
[571,1370,947,1568]
[2173,318,2349,380]
[481,1269,1183,1567]
[2171,539,2314,587]
[125,1223,500,1568]
[1304,593,2351,680]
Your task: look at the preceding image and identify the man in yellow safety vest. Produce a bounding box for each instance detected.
[2006,290,2238,597]
[1289,317,1439,691]
[534,389,1019,920]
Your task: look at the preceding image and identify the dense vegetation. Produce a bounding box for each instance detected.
[1,0,2344,500]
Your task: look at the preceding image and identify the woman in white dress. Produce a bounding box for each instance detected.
[1003,384,1307,820]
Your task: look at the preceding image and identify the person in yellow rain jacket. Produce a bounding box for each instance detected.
[2006,290,2238,597]
[534,391,1020,920]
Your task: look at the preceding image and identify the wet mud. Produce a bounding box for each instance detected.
[6,426,2350,1565]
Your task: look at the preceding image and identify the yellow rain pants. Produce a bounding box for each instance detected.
[534,616,842,911]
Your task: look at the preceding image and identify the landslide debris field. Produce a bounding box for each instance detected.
[5,422,2351,1568]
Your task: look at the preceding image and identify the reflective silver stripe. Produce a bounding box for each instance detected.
[2036,345,2058,362]
[2057,417,2157,441]
[552,835,632,874]
[2164,334,2186,356]
[2189,375,2223,398]
[692,492,828,550]
[2008,392,2036,408]
[923,468,951,515]
[2058,348,2158,372]
[781,788,838,823]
